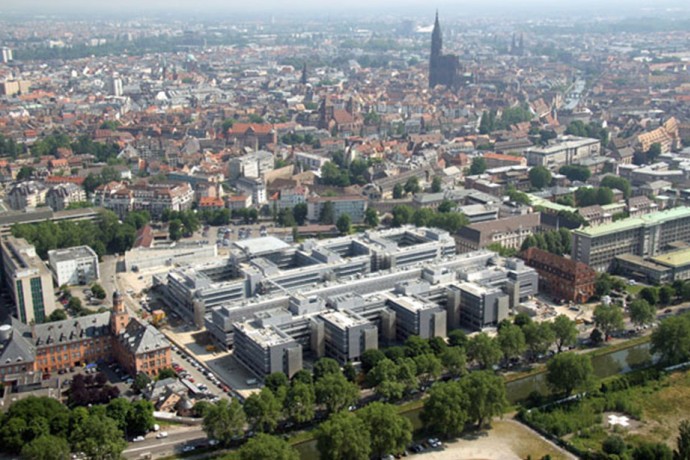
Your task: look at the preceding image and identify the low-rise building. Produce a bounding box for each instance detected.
[456,213,541,253]
[7,181,47,210]
[307,195,367,223]
[524,135,600,169]
[48,246,100,287]
[320,309,378,364]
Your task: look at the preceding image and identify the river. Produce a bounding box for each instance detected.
[294,342,655,458]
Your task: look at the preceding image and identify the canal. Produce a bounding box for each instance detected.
[295,341,655,459]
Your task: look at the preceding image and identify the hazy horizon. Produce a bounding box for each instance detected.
[2,0,690,20]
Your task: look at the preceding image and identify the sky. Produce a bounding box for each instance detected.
[1,0,689,18]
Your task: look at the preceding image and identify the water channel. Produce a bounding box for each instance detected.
[295,342,656,459]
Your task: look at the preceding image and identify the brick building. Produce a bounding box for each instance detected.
[0,292,171,386]
[521,247,596,303]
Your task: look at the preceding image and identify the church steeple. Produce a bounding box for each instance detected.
[431,10,442,58]
[110,291,129,336]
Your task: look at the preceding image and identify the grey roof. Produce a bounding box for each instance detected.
[0,319,36,366]
[33,312,111,347]
[48,245,98,263]
[118,318,170,354]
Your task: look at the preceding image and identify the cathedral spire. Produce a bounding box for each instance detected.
[431,10,442,58]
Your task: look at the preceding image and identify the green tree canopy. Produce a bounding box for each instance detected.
[593,303,625,338]
[529,166,552,190]
[651,315,690,365]
[421,381,469,438]
[629,299,656,328]
[316,411,371,460]
[469,157,487,175]
[238,433,299,460]
[357,402,412,457]
[546,352,593,396]
[336,214,351,235]
[244,388,282,433]
[284,381,315,424]
[497,323,527,361]
[461,370,508,428]
[202,399,246,446]
[467,333,503,369]
[21,435,70,460]
[315,373,359,414]
[550,315,578,353]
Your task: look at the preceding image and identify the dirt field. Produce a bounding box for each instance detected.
[417,420,575,460]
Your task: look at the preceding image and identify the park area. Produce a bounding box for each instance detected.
[519,368,690,458]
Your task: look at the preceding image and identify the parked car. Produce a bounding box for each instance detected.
[156,432,168,439]
[133,436,145,442]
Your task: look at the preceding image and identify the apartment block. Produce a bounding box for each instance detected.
[524,135,600,169]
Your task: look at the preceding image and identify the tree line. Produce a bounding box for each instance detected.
[12,209,148,259]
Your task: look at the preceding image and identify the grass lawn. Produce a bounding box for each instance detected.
[626,284,645,296]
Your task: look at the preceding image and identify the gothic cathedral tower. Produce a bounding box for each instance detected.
[429,11,442,88]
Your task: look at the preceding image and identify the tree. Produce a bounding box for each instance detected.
[392,183,404,199]
[523,322,555,358]
[631,442,672,460]
[559,165,591,182]
[448,329,468,348]
[595,273,613,297]
[265,372,289,395]
[361,349,387,373]
[343,362,357,382]
[47,309,68,322]
[71,413,127,460]
[391,205,414,227]
[291,369,313,386]
[357,402,412,458]
[238,434,299,460]
[21,435,70,460]
[17,166,35,181]
[315,373,359,414]
[461,371,508,428]
[639,287,659,306]
[168,219,183,241]
[603,435,627,456]
[319,201,335,225]
[404,335,432,357]
[431,176,443,193]
[244,388,282,433]
[546,352,593,396]
[629,299,656,328]
[675,419,690,460]
[202,399,246,446]
[467,333,503,369]
[126,400,155,436]
[157,368,177,381]
[336,214,351,235]
[529,166,552,190]
[317,411,371,460]
[647,142,662,163]
[651,315,690,365]
[132,373,151,393]
[469,157,487,175]
[414,354,442,386]
[550,315,578,353]
[660,285,676,306]
[441,346,467,377]
[600,175,631,198]
[404,177,421,195]
[421,381,469,438]
[292,203,308,226]
[106,398,132,433]
[313,357,341,381]
[364,208,379,228]
[497,323,527,361]
[284,382,315,424]
[593,303,625,338]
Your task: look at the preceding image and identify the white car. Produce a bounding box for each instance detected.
[156,432,168,439]
[182,446,196,453]
[133,436,145,442]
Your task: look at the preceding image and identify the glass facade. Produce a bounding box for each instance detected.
[30,277,45,323]
[16,279,26,323]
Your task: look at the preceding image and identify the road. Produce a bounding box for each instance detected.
[123,427,207,459]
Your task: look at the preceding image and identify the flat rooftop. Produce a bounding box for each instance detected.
[233,236,290,257]
[235,320,294,348]
[48,245,96,262]
[651,247,690,268]
[320,309,369,330]
[574,206,690,238]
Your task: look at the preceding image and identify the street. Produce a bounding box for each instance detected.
[123,426,207,459]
